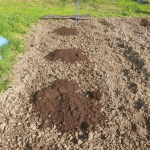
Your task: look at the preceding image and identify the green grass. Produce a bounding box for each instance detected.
[0,0,150,94]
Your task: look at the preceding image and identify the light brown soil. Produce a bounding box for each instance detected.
[0,17,150,150]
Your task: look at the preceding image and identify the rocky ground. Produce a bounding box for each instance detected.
[0,17,150,150]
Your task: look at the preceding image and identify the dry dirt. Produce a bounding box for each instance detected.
[0,17,150,150]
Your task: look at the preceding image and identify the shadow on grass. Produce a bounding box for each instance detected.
[134,9,150,15]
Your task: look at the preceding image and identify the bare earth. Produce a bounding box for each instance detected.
[0,17,150,150]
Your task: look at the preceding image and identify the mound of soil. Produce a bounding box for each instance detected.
[29,79,107,136]
[44,49,88,64]
[53,26,77,36]
[140,18,150,27]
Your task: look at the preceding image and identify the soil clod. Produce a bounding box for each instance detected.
[92,91,103,101]
[128,82,138,94]
[140,18,150,27]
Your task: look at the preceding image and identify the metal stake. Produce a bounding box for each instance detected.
[75,0,78,28]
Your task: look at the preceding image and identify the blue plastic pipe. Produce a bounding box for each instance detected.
[0,36,8,59]
[75,0,78,27]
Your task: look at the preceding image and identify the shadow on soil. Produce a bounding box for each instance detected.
[145,117,150,140]
[123,46,145,72]
[134,98,145,110]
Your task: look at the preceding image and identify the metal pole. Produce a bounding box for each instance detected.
[75,0,78,27]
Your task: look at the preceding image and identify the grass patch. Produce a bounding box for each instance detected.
[0,37,25,93]
[0,0,150,94]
